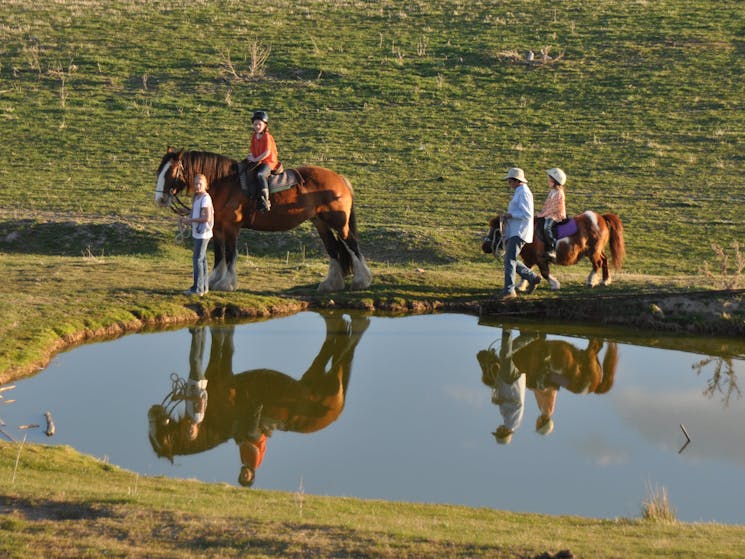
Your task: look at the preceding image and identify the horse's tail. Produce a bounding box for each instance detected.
[329,177,356,277]
[595,342,618,394]
[603,213,626,271]
[338,204,357,276]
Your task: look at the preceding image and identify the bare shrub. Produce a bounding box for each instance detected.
[218,40,271,81]
[700,241,744,289]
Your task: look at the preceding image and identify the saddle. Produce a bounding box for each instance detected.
[555,218,578,239]
[267,168,302,194]
[237,160,303,196]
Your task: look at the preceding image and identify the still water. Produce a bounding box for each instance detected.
[2,311,744,524]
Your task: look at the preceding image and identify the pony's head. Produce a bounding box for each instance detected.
[154,147,189,207]
[481,216,505,256]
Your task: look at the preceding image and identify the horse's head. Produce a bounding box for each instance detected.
[154,147,188,207]
[147,404,177,462]
[477,348,501,385]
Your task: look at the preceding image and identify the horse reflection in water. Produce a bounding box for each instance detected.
[477,327,618,444]
[148,311,369,487]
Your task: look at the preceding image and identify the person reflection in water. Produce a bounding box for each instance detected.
[477,328,540,444]
[148,311,370,488]
[478,327,618,440]
[184,327,209,441]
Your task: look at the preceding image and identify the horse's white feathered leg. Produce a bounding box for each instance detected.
[209,260,237,291]
[337,237,372,290]
[548,275,561,290]
[586,269,600,287]
[319,259,345,292]
[350,253,373,290]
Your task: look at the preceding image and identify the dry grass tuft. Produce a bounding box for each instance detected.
[641,483,676,523]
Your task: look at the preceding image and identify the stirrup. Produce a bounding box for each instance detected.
[257,195,271,213]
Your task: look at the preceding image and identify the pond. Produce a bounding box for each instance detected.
[2,311,744,524]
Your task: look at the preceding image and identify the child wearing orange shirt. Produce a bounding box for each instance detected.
[242,110,280,212]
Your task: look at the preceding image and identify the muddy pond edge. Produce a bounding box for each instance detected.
[4,288,743,386]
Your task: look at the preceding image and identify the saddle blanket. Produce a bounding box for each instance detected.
[268,169,301,194]
[556,218,578,239]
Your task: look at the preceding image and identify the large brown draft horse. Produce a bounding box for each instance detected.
[155,148,372,292]
[147,311,370,463]
[482,211,625,289]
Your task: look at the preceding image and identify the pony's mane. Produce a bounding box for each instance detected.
[181,150,238,186]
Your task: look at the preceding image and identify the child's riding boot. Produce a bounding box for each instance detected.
[544,220,557,261]
[258,188,271,213]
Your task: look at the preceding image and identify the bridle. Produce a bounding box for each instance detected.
[156,158,191,215]
[485,217,506,257]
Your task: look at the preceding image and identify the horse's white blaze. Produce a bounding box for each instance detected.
[155,161,172,205]
[319,259,345,292]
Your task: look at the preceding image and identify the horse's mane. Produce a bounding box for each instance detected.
[151,412,231,459]
[181,150,238,186]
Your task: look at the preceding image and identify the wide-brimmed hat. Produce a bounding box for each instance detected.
[546,167,567,186]
[502,167,527,183]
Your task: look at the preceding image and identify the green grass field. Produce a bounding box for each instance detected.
[1,2,745,556]
[1,0,742,270]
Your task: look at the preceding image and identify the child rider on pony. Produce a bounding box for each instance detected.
[536,167,567,261]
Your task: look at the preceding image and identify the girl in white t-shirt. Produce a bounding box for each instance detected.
[180,174,214,296]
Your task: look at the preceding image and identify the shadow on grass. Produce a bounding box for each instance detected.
[0,219,161,256]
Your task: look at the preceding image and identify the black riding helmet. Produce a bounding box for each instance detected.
[251,110,269,124]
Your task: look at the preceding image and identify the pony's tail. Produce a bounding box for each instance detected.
[603,213,626,271]
[595,342,619,394]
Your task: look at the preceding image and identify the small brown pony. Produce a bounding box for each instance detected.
[155,147,372,292]
[512,337,619,395]
[478,334,618,395]
[482,211,625,289]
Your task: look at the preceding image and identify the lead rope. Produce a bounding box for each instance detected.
[175,218,189,243]
[492,216,506,256]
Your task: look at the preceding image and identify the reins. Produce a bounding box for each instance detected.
[157,373,189,419]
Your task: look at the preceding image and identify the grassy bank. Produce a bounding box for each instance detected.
[3,443,745,558]
[1,0,744,556]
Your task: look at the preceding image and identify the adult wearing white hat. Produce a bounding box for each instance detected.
[499,168,542,300]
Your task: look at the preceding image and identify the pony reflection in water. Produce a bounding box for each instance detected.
[477,327,618,443]
[148,311,370,487]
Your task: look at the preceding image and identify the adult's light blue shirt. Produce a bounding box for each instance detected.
[505,183,534,242]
